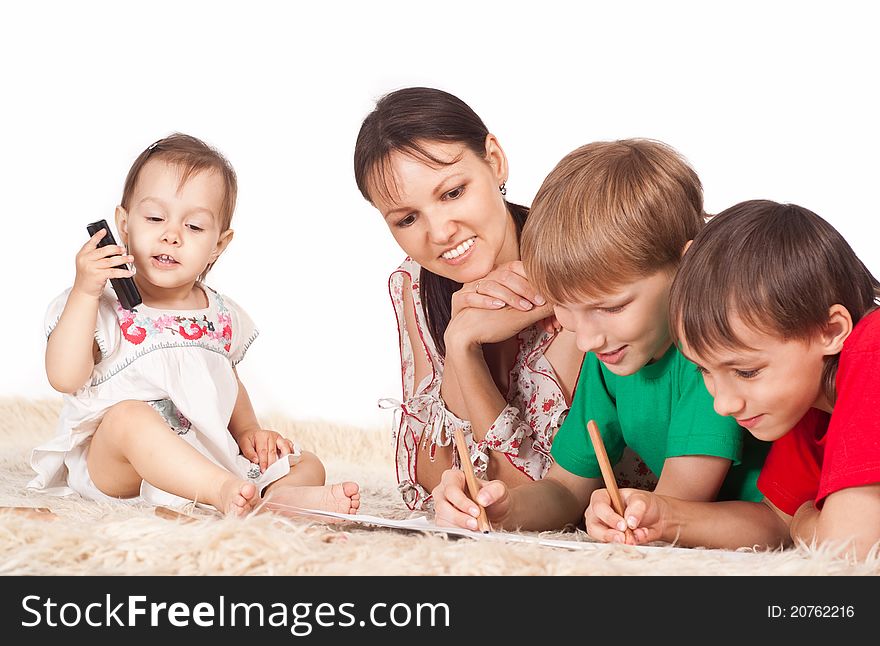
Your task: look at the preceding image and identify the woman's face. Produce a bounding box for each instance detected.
[369,137,518,283]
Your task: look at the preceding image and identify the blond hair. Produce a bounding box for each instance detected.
[521,139,703,303]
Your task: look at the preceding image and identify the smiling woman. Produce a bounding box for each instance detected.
[353,88,652,510]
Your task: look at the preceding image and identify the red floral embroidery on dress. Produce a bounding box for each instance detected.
[120,319,147,345]
[115,298,235,355]
[179,322,204,340]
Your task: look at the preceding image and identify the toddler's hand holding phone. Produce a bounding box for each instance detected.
[83,219,141,309]
[74,227,135,301]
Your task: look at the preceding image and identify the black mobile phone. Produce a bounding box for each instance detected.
[86,219,142,310]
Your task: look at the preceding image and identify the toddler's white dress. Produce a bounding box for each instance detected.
[29,284,300,509]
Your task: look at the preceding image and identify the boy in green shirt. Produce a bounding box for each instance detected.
[433,139,768,536]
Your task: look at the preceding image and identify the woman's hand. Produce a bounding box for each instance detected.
[72,228,135,300]
[433,468,512,530]
[236,428,295,473]
[444,299,554,350]
[451,261,545,316]
[452,261,561,335]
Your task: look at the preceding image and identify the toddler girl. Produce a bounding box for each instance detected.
[32,134,360,517]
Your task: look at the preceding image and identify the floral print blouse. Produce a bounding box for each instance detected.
[384,258,570,510]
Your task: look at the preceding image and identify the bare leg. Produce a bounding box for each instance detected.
[263,451,360,515]
[87,400,258,516]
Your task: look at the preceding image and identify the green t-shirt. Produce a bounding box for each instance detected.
[551,344,768,502]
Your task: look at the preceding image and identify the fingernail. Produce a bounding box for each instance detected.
[534,294,546,305]
[467,518,478,530]
[616,520,627,532]
[470,507,479,517]
[627,516,638,528]
[492,300,505,308]
[519,299,533,310]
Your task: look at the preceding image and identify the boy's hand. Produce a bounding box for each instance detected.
[586,488,667,545]
[73,228,134,299]
[236,428,295,472]
[452,261,546,318]
[433,469,511,530]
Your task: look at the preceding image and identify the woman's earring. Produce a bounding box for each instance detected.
[499,182,507,196]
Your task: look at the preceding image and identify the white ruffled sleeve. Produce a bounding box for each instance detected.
[218,292,259,366]
[471,405,538,475]
[44,286,122,361]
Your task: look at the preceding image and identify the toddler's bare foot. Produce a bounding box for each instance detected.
[218,478,260,517]
[265,482,360,519]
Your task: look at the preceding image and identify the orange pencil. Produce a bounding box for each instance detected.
[452,428,491,533]
[587,419,635,543]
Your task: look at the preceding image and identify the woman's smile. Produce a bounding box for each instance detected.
[440,236,477,265]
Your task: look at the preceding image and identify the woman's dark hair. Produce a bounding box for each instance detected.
[354,87,528,355]
[669,199,880,404]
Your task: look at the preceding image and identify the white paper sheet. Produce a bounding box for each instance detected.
[262,502,762,560]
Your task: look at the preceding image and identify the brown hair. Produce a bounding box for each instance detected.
[121,133,237,279]
[521,139,704,303]
[669,200,880,404]
[354,87,528,356]
[122,133,237,230]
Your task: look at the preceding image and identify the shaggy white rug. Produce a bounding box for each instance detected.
[1,397,877,576]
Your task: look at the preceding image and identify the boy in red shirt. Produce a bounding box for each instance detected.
[589,200,880,559]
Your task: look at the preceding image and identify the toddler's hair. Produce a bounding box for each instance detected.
[669,199,880,404]
[521,139,704,303]
[121,133,238,233]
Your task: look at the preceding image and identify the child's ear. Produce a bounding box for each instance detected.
[681,239,693,257]
[483,134,509,187]
[819,304,853,356]
[211,229,234,262]
[114,206,129,245]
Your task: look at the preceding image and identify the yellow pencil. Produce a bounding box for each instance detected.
[452,428,491,533]
[587,419,635,543]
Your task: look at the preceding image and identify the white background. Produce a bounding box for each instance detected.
[2,1,877,429]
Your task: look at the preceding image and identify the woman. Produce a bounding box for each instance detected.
[354,87,652,509]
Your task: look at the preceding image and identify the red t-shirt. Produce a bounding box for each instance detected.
[757,309,880,516]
